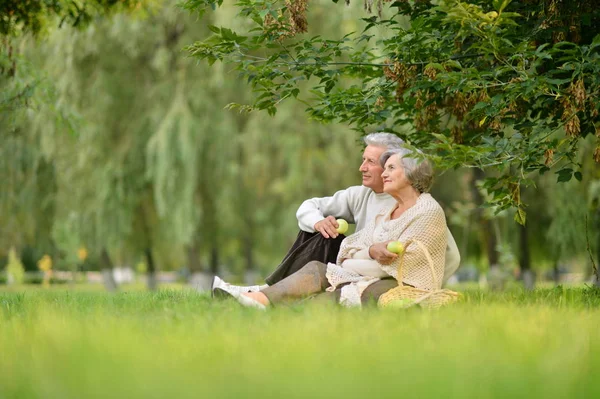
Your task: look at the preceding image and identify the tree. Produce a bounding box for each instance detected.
[9,0,365,289]
[183,0,600,221]
[0,0,156,286]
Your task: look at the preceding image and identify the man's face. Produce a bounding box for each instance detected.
[359,145,385,193]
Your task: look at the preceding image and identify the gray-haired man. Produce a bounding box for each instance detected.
[212,132,460,303]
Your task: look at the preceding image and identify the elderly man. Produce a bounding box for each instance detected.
[212,132,460,304]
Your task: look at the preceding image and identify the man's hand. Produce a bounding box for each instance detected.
[369,241,399,265]
[314,216,341,239]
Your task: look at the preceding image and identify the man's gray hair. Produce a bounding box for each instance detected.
[363,132,404,150]
[379,148,434,193]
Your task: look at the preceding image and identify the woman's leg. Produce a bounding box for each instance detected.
[360,278,399,306]
[246,261,330,306]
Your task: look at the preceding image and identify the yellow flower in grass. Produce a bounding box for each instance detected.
[37,255,53,272]
[77,247,88,262]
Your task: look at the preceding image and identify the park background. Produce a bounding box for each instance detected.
[1,0,599,292]
[2,1,600,398]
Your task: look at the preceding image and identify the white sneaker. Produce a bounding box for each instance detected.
[211,276,267,310]
[237,293,267,310]
[211,276,263,299]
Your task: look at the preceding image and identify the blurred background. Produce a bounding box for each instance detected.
[1,0,599,292]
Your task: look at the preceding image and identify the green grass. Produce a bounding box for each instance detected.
[1,287,600,398]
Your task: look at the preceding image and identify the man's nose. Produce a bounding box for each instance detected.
[359,161,367,171]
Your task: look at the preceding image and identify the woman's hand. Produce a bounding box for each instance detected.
[368,241,399,265]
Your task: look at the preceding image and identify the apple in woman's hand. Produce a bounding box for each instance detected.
[386,241,404,254]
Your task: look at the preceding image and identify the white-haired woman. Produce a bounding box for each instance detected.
[232,147,448,308]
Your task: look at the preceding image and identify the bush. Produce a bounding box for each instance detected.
[22,273,69,285]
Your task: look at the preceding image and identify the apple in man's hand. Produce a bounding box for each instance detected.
[336,219,349,234]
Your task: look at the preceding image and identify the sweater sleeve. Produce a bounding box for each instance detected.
[443,228,461,283]
[335,214,380,263]
[295,187,361,232]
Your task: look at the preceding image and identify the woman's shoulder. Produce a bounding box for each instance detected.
[417,193,441,207]
[415,194,444,216]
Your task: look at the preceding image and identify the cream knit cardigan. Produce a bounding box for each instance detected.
[325,193,448,307]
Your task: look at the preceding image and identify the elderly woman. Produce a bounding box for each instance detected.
[234,147,448,309]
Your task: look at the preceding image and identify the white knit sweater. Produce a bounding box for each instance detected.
[326,194,448,306]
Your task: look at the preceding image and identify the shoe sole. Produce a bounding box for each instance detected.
[210,277,216,299]
[212,287,235,299]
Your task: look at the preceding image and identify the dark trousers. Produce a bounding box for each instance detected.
[264,231,345,285]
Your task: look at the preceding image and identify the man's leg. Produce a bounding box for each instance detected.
[261,261,330,305]
[264,231,344,285]
[212,231,342,297]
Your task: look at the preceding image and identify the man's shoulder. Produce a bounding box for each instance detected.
[343,185,393,196]
[343,185,372,195]
[341,185,386,202]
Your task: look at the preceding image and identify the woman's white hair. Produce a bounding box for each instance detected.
[363,132,404,149]
[379,148,434,193]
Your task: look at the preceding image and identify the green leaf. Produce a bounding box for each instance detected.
[545,78,572,86]
[556,168,573,183]
[514,207,526,225]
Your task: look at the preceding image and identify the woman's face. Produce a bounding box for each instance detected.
[382,154,412,195]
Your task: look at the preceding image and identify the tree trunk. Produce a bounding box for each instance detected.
[100,248,118,292]
[187,242,213,292]
[243,231,259,285]
[145,247,158,291]
[519,223,535,290]
[471,169,499,268]
[552,261,560,285]
[187,241,203,274]
[210,245,219,275]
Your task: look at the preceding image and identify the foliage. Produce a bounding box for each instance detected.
[0,0,155,118]
[0,1,365,275]
[184,0,600,221]
[4,247,25,285]
[2,0,598,281]
[0,0,155,261]
[0,0,151,37]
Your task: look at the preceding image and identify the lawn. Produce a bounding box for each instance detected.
[1,286,599,398]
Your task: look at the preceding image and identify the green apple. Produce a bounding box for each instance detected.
[386,241,404,254]
[336,219,349,234]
